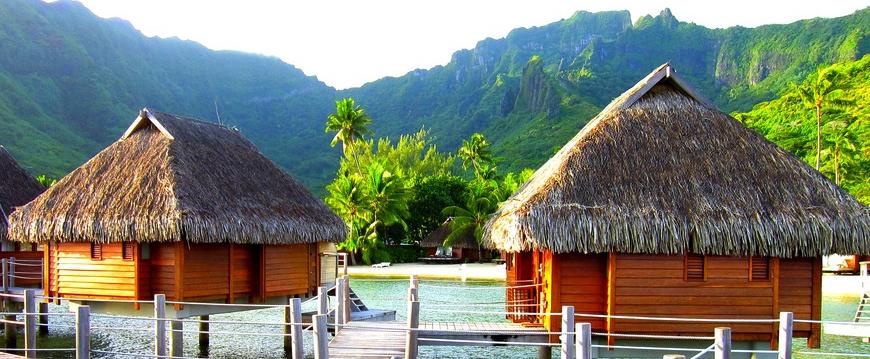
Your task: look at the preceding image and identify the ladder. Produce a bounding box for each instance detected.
[857,262,869,322]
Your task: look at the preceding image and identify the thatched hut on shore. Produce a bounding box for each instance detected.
[421,218,490,262]
[485,64,870,351]
[0,146,44,258]
[8,109,345,307]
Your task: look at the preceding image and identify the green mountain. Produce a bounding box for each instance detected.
[0,0,868,192]
[0,0,337,187]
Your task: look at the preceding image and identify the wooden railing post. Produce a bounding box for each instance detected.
[409,274,418,292]
[8,258,14,288]
[1,258,7,292]
[23,289,36,358]
[576,322,591,359]
[198,315,209,357]
[317,286,328,315]
[313,314,329,359]
[286,297,303,359]
[38,302,48,336]
[341,253,348,276]
[336,277,346,326]
[154,294,166,358]
[663,355,685,359]
[404,299,420,359]
[75,305,90,359]
[561,306,575,359]
[715,327,731,359]
[778,312,793,359]
[342,275,350,322]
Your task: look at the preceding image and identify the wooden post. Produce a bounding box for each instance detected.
[75,305,90,359]
[778,312,793,359]
[313,314,329,359]
[170,320,183,358]
[663,356,685,359]
[561,306,575,359]
[1,259,7,292]
[154,294,166,358]
[409,275,418,292]
[38,302,48,336]
[576,323,591,359]
[336,277,346,326]
[198,315,209,356]
[3,314,16,349]
[23,289,36,358]
[317,286,328,315]
[342,275,350,321]
[407,287,418,303]
[404,300,419,359]
[715,327,731,359]
[538,346,552,359]
[9,258,15,288]
[285,298,303,359]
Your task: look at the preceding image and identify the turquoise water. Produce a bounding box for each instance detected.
[14,278,870,358]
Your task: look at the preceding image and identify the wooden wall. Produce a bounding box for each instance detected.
[48,242,136,300]
[263,244,314,297]
[553,253,608,331]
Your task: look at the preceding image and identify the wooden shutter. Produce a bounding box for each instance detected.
[685,254,705,281]
[122,242,135,261]
[90,243,102,261]
[750,256,770,281]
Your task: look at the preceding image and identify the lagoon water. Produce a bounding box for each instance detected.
[28,278,870,358]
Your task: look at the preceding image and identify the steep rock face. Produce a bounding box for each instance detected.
[514,56,560,117]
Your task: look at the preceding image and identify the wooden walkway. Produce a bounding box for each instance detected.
[328,321,548,358]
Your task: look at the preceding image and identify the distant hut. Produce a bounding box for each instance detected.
[8,109,346,311]
[0,146,44,270]
[485,64,870,351]
[421,218,490,262]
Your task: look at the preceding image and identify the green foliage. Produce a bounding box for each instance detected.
[370,245,423,264]
[458,133,494,179]
[735,55,870,204]
[405,175,469,242]
[34,174,57,187]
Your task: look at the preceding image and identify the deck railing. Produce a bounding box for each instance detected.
[0,257,42,290]
[319,252,348,288]
[505,279,537,322]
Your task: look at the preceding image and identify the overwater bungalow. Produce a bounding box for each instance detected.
[484,64,870,352]
[421,218,490,263]
[7,109,346,312]
[0,146,45,286]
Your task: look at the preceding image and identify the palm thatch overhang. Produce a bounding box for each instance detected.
[484,64,870,258]
[8,109,346,245]
[421,218,478,249]
[0,146,44,242]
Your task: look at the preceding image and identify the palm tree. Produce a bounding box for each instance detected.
[822,117,860,186]
[797,68,852,170]
[458,133,493,178]
[442,187,498,262]
[364,161,411,233]
[325,98,372,174]
[325,174,372,265]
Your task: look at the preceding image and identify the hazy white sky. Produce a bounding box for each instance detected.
[68,0,869,89]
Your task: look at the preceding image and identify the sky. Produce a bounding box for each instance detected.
[67,0,869,90]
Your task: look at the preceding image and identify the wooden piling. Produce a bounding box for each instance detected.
[313,314,329,359]
[715,327,731,359]
[170,320,183,358]
[1,259,7,292]
[778,312,793,359]
[576,323,591,359]
[561,306,575,359]
[342,276,350,322]
[23,289,36,358]
[537,346,552,359]
[404,300,419,359]
[336,277,346,326]
[38,302,48,336]
[198,315,209,356]
[4,314,16,349]
[75,305,90,359]
[154,294,166,358]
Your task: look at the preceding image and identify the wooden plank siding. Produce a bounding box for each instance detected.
[50,243,137,300]
[262,244,312,297]
[148,244,177,299]
[181,244,230,301]
[555,253,608,331]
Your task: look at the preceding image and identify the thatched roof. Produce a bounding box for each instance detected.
[484,63,870,257]
[0,147,44,242]
[8,108,345,245]
[421,218,479,249]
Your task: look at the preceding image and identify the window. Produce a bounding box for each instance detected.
[122,242,135,261]
[685,254,705,281]
[750,256,770,281]
[90,243,102,261]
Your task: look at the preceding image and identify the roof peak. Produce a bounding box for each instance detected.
[121,108,238,141]
[614,63,712,111]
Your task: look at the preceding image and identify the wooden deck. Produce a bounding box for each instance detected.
[328,321,548,358]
